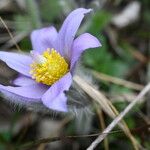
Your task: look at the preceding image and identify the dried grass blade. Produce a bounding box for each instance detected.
[92,70,144,91]
[86,81,150,150]
[74,75,140,150]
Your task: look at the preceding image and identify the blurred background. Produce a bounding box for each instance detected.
[0,0,149,150]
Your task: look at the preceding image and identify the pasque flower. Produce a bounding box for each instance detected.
[0,8,101,112]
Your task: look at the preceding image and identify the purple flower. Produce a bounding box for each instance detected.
[0,8,101,112]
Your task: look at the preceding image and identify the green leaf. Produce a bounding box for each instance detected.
[83,37,129,77]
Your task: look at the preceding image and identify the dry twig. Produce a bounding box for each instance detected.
[0,17,21,51]
[74,75,140,150]
[87,83,150,150]
[95,105,109,150]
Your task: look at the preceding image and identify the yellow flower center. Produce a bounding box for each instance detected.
[30,48,69,85]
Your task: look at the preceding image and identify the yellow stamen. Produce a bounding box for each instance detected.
[30,48,69,85]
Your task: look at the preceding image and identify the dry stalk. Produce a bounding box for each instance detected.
[95,105,109,150]
[1,31,29,49]
[86,83,150,150]
[92,70,144,91]
[0,17,21,51]
[74,75,141,150]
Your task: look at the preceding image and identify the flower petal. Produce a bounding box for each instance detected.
[0,51,32,77]
[70,33,101,70]
[31,26,58,53]
[13,75,36,86]
[0,84,49,111]
[0,83,48,100]
[0,88,41,106]
[56,8,92,60]
[42,72,72,112]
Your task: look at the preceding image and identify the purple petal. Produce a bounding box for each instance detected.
[31,26,58,53]
[70,33,101,70]
[13,75,36,86]
[55,8,92,60]
[0,88,41,106]
[0,51,32,77]
[42,72,72,112]
[0,83,48,100]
